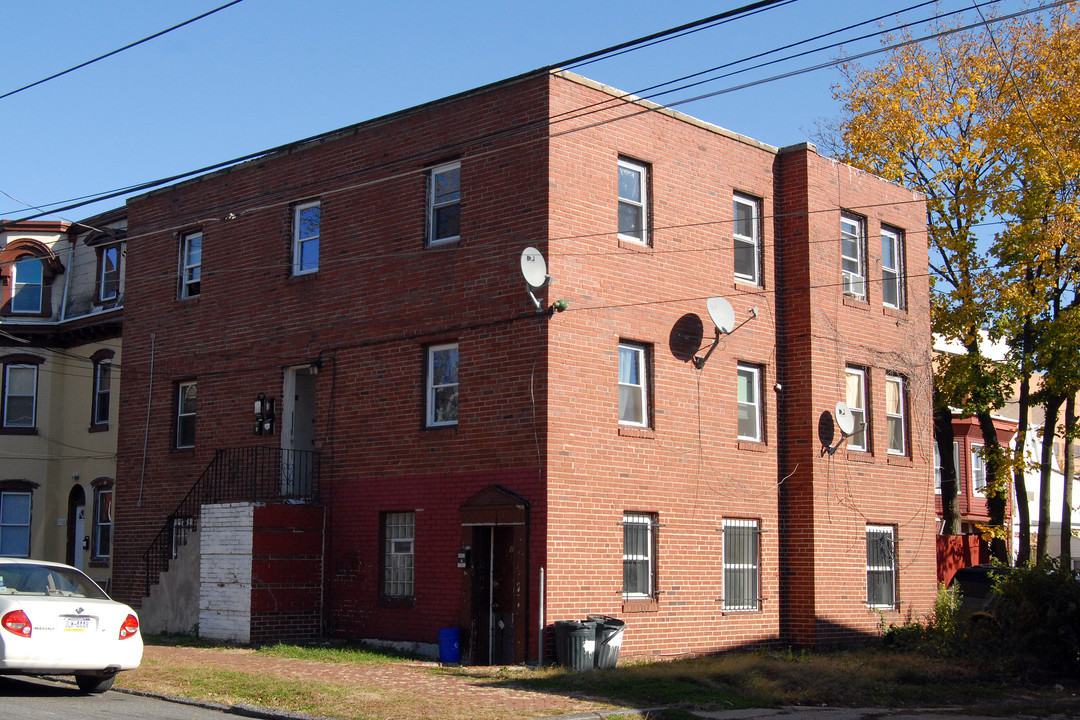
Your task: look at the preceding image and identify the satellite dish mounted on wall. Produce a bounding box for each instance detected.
[822,401,862,456]
[520,247,550,312]
[693,297,735,369]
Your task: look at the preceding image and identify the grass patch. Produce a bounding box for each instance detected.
[255,641,425,665]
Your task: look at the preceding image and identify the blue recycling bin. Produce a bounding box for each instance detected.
[438,627,460,664]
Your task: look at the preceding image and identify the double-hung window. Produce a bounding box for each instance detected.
[617,158,648,244]
[428,162,461,245]
[881,226,904,309]
[866,525,897,609]
[292,201,320,275]
[180,230,202,298]
[733,194,760,284]
[971,444,986,493]
[176,381,197,449]
[427,343,459,427]
[844,367,867,451]
[92,485,112,560]
[0,491,31,557]
[92,358,111,427]
[841,214,866,299]
[622,512,657,599]
[885,375,906,455]
[382,511,415,599]
[98,244,121,303]
[618,342,649,427]
[722,518,760,611]
[3,363,37,429]
[933,441,960,493]
[737,363,762,441]
[11,257,43,313]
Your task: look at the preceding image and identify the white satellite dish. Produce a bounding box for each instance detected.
[520,247,548,288]
[705,296,735,334]
[835,401,855,436]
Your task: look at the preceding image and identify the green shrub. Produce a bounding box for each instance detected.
[991,560,1080,677]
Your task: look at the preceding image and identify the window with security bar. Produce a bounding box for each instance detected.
[622,512,656,599]
[866,525,896,609]
[722,518,760,611]
[383,512,415,598]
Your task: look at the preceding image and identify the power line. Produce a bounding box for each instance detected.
[0,1,246,103]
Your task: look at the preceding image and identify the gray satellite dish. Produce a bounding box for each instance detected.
[835,401,855,436]
[705,296,735,334]
[520,247,548,288]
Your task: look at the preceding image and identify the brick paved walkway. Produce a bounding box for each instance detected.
[119,645,623,720]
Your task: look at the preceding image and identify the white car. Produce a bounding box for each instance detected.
[0,558,142,693]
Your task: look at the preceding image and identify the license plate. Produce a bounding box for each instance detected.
[64,616,91,631]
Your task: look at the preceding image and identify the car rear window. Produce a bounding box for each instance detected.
[0,563,109,599]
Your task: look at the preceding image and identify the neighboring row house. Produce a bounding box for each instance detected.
[0,211,126,590]
[109,69,936,663]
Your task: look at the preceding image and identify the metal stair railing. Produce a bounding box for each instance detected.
[142,446,320,596]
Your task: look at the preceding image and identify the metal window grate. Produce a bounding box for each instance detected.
[722,519,760,611]
[622,512,655,598]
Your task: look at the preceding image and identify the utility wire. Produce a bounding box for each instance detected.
[0,0,246,102]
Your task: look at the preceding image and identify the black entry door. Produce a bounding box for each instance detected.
[472,526,516,665]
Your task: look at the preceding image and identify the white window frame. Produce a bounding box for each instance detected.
[292,200,320,275]
[0,491,31,557]
[180,230,202,299]
[92,486,112,560]
[617,158,648,244]
[841,214,866,299]
[383,511,415,598]
[885,374,906,456]
[622,512,656,599]
[3,363,37,428]
[618,342,649,427]
[722,518,760,611]
[11,256,43,314]
[933,440,960,493]
[866,525,897,609]
[427,161,461,246]
[426,343,459,427]
[98,244,121,303]
[844,367,867,451]
[93,358,111,426]
[881,226,904,309]
[971,443,987,493]
[737,363,762,441]
[176,381,197,449]
[733,193,760,285]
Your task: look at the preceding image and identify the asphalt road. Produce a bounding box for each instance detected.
[0,675,239,720]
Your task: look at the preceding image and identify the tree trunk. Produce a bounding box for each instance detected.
[935,392,960,535]
[1014,368,1033,567]
[1062,396,1075,566]
[1037,395,1064,563]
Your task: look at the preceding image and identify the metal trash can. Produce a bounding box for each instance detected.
[589,615,625,669]
[553,619,597,671]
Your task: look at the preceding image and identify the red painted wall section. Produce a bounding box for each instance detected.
[249,503,325,644]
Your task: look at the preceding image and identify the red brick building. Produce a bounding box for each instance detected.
[111,69,935,663]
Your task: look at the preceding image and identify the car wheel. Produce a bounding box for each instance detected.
[75,674,115,694]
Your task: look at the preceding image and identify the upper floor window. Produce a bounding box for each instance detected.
[844,367,867,451]
[885,375,906,455]
[722,518,760,611]
[622,511,657,599]
[617,158,649,244]
[881,226,905,309]
[618,342,650,427]
[866,525,897,609]
[11,256,43,313]
[2,362,37,429]
[91,352,113,428]
[180,230,202,299]
[382,511,415,599]
[971,444,986,493]
[426,343,458,427]
[427,162,460,246]
[176,381,197,448]
[92,481,113,561]
[0,490,31,557]
[840,214,866,299]
[933,441,960,493]
[737,363,762,441]
[97,244,121,303]
[733,194,760,285]
[292,201,320,275]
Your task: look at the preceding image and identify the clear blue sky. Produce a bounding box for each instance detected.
[0,0,1043,223]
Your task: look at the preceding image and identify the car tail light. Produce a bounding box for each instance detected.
[2,610,31,637]
[119,614,139,640]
